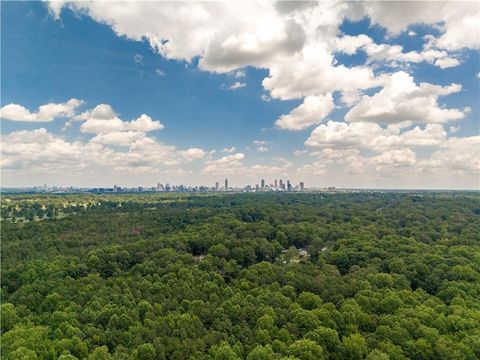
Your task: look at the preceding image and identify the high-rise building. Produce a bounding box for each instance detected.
[274,179,278,187]
[300,182,305,191]
[224,178,228,191]
[287,180,292,191]
[261,178,265,189]
[215,181,219,191]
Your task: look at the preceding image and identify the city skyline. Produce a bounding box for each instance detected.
[2,177,308,192]
[1,1,479,189]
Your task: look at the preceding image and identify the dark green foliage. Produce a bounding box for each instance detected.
[1,192,480,359]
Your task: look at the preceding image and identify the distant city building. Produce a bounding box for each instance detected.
[18,178,309,194]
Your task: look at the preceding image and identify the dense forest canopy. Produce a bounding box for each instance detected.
[1,192,480,359]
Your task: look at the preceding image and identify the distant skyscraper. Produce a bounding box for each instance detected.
[261,178,265,189]
[287,180,292,191]
[215,181,219,191]
[274,179,278,187]
[225,178,228,190]
[300,182,305,191]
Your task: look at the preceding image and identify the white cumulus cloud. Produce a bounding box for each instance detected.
[350,1,480,51]
[345,71,465,124]
[305,120,447,151]
[275,94,335,130]
[1,99,83,122]
[77,104,164,145]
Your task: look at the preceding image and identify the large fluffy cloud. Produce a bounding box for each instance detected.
[1,128,110,170]
[370,148,416,167]
[305,120,447,151]
[275,94,335,130]
[303,120,479,182]
[70,104,165,146]
[48,1,307,72]
[349,1,480,50]
[262,43,382,100]
[1,99,83,122]
[1,127,205,175]
[418,135,480,175]
[335,35,460,69]
[1,100,165,146]
[345,72,466,124]
[45,1,479,84]
[78,104,164,137]
[90,131,146,146]
[299,136,478,188]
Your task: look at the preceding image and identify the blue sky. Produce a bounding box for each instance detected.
[1,1,479,189]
